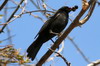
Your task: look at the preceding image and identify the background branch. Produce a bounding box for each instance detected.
[0,0,8,11]
[67,36,91,63]
[0,0,24,33]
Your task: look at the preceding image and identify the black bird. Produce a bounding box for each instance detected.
[27,6,78,61]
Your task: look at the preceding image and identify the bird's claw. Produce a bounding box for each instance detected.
[50,30,59,35]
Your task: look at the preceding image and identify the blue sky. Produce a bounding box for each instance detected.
[0,0,100,66]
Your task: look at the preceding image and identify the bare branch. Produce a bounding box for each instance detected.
[0,35,15,42]
[49,48,71,66]
[82,0,89,10]
[30,0,54,18]
[67,36,91,63]
[30,0,40,9]
[79,0,96,25]
[0,0,28,26]
[0,0,24,33]
[24,10,54,14]
[46,41,64,62]
[13,0,46,22]
[87,60,100,66]
[0,0,8,11]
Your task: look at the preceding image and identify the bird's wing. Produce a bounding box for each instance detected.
[34,13,60,39]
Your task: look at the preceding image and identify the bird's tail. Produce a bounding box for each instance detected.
[27,39,43,61]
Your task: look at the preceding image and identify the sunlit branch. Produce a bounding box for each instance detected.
[79,0,96,25]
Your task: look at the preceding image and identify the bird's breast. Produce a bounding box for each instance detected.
[50,15,68,33]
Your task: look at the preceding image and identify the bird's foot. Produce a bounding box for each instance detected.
[50,30,59,35]
[57,32,63,37]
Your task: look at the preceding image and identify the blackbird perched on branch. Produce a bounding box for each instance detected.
[27,6,78,61]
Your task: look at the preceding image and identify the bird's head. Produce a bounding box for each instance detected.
[59,5,78,13]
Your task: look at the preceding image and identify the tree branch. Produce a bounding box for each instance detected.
[0,0,8,11]
[87,60,100,66]
[24,10,54,14]
[67,36,91,63]
[79,0,96,25]
[49,48,71,66]
[82,0,89,10]
[46,41,64,62]
[0,0,24,33]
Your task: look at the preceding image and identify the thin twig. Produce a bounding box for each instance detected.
[24,10,54,14]
[0,35,15,42]
[46,41,64,62]
[0,0,24,33]
[4,3,13,44]
[67,36,91,63]
[49,48,71,66]
[11,0,45,22]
